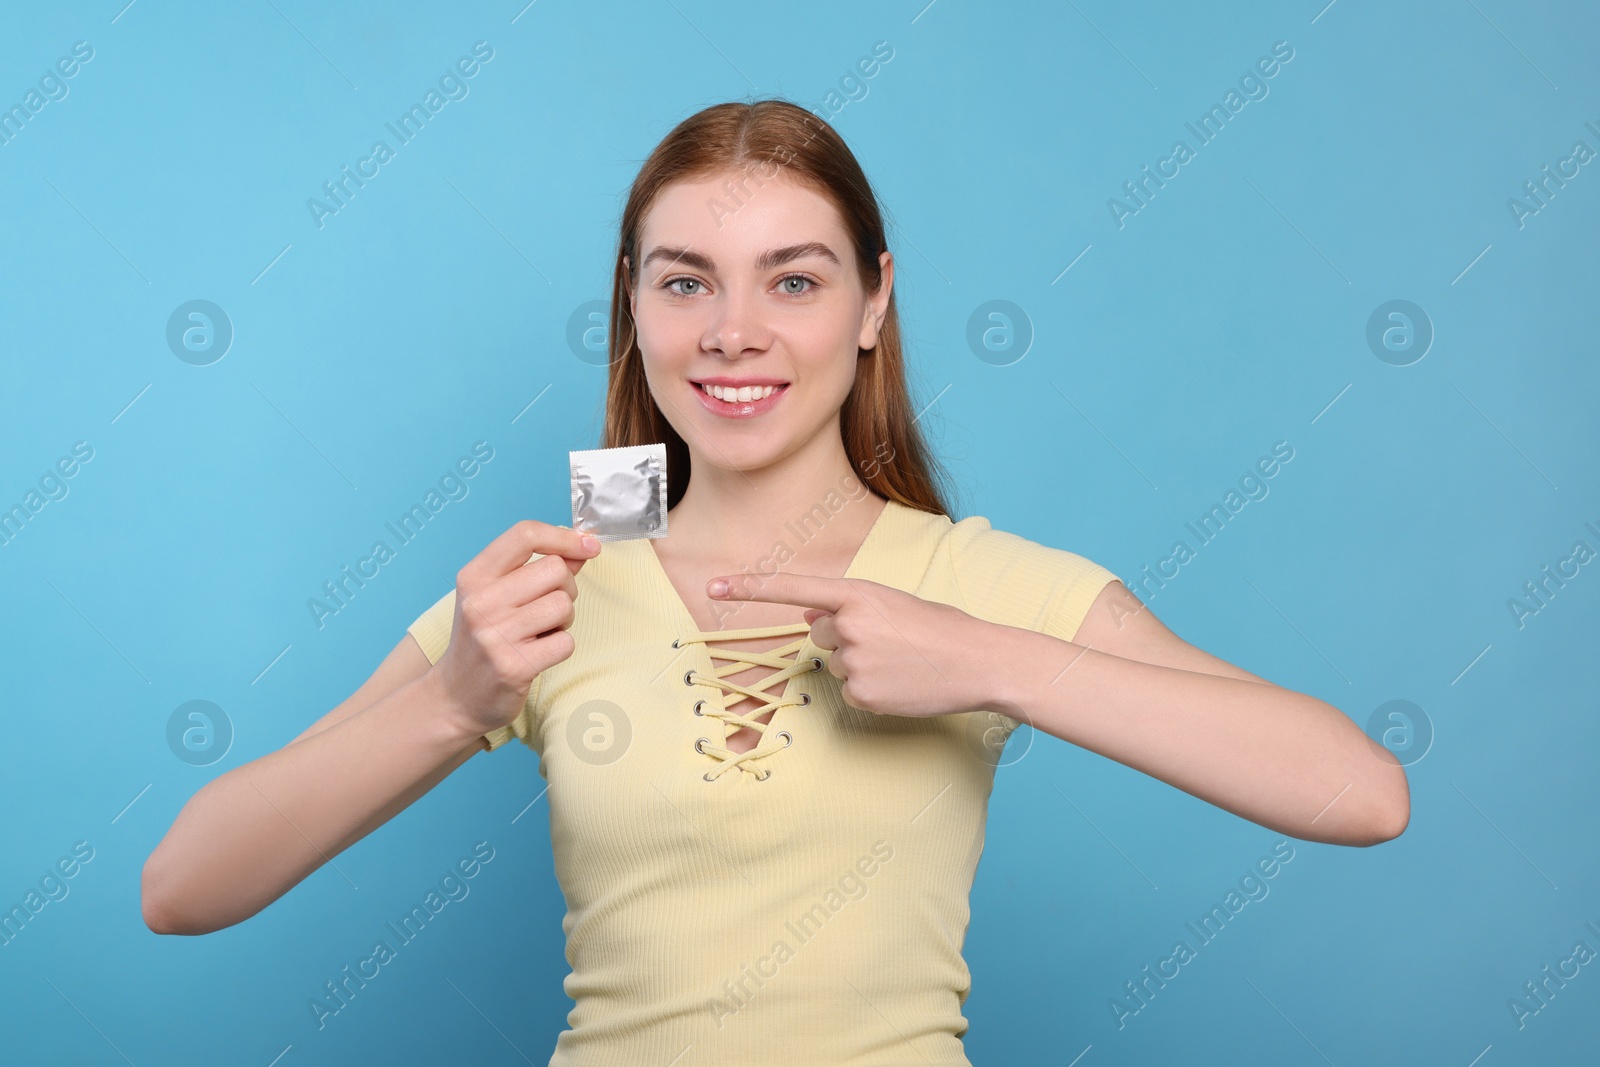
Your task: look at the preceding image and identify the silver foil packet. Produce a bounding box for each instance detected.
[570,443,669,542]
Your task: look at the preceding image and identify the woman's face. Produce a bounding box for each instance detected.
[625,169,893,476]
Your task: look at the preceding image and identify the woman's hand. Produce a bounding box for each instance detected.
[707,572,1005,718]
[434,520,601,736]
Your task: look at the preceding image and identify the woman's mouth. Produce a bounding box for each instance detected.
[691,380,790,418]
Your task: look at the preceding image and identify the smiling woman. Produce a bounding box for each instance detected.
[394,94,1409,1066]
[142,94,1404,1067]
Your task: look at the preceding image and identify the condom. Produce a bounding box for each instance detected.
[570,443,668,542]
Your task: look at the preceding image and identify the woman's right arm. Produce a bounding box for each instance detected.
[140,520,600,936]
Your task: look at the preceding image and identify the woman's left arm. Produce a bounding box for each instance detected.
[983,580,1410,848]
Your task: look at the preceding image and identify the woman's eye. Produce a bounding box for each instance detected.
[779,274,814,295]
[664,277,703,296]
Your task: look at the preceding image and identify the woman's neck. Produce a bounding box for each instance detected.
[663,441,884,568]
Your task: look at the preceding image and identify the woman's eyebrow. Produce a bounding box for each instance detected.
[641,242,841,274]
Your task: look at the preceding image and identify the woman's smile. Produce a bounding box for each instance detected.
[690,379,791,418]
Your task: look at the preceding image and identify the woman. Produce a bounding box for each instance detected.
[143,99,1409,1064]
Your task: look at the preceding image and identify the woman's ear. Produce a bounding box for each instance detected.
[858,250,894,352]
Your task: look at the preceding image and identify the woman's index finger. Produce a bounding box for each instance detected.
[467,520,593,586]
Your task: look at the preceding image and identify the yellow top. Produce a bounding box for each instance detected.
[406,497,1119,1066]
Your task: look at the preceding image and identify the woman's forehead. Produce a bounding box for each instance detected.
[639,173,849,259]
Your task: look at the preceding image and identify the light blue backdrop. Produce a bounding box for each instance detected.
[3,2,1597,1064]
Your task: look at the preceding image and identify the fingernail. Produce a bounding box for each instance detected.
[708,579,728,597]
[582,535,600,551]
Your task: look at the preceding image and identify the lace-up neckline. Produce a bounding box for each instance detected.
[675,622,825,782]
[640,496,896,782]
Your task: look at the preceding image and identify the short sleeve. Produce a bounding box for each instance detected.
[1040,555,1122,645]
[939,517,1121,645]
[935,518,1120,738]
[405,587,543,753]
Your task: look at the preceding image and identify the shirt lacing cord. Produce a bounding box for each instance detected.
[673,622,825,782]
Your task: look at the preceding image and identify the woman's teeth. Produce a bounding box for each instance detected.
[697,382,781,402]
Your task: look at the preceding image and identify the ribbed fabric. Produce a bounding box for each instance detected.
[406,498,1119,1066]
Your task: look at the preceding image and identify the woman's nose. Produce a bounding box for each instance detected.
[704,285,769,355]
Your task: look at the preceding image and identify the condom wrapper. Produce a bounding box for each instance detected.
[570,443,668,542]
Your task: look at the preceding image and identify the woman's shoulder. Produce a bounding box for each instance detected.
[884,498,1100,557]
[936,508,1107,565]
[921,509,1122,641]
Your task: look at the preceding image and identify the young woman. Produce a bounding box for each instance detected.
[143,99,1408,1064]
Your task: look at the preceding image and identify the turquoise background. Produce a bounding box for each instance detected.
[3,1,1598,1064]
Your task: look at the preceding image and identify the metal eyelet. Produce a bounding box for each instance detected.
[694,737,711,754]
[756,769,772,781]
[809,656,823,672]
[671,638,680,649]
[692,700,706,715]
[683,670,696,686]
[703,771,716,782]
[776,730,793,747]
[798,693,812,706]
